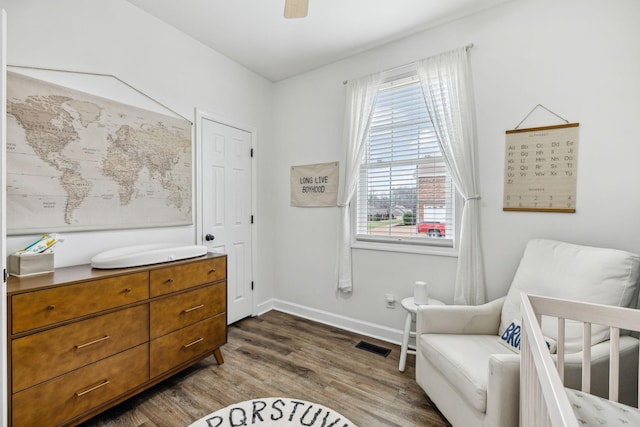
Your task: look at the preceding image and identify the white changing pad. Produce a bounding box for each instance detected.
[91,243,207,269]
[566,388,640,426]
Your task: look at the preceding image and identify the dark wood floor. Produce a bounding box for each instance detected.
[81,310,451,427]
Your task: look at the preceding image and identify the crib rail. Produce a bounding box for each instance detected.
[520,293,578,427]
[520,293,640,427]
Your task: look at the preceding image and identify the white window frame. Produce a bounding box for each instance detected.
[351,66,460,257]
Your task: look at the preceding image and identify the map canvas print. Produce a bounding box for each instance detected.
[6,71,193,234]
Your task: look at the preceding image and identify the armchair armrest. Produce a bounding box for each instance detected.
[485,353,521,427]
[416,296,506,335]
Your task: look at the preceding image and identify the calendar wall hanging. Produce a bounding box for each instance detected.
[503,106,579,213]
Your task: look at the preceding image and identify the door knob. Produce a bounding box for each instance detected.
[205,234,215,241]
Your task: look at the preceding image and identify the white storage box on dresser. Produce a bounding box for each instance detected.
[7,253,227,427]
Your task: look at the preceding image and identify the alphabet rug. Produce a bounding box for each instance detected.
[189,397,357,427]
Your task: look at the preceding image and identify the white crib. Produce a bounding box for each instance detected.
[520,293,640,426]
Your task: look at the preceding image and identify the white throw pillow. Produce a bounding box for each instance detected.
[500,239,640,353]
[498,318,557,354]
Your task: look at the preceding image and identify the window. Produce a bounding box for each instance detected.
[355,70,456,247]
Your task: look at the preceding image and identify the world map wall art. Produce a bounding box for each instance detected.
[6,71,193,234]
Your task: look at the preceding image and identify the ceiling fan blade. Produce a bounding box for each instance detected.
[284,0,309,19]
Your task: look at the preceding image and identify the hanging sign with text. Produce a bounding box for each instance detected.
[290,161,339,207]
[503,123,579,213]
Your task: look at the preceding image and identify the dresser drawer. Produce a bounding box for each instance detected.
[150,256,225,297]
[12,304,149,393]
[150,314,226,378]
[150,282,226,339]
[11,272,149,334]
[12,343,149,427]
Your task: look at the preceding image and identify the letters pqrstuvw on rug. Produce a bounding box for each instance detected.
[189,397,357,427]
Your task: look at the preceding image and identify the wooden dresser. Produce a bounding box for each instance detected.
[6,253,227,427]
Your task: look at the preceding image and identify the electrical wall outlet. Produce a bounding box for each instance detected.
[385,293,396,309]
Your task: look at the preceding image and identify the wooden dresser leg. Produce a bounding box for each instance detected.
[213,348,224,365]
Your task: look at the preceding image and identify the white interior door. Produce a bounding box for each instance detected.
[200,116,253,324]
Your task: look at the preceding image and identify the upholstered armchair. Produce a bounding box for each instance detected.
[415,239,640,427]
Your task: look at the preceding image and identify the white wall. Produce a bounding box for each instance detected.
[1,0,276,306]
[272,0,640,339]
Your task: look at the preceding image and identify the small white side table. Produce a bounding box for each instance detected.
[399,296,445,372]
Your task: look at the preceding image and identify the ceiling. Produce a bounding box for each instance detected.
[125,0,510,82]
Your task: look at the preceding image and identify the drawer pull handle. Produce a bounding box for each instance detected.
[47,305,55,311]
[183,304,204,314]
[75,335,110,349]
[166,278,174,284]
[75,380,110,397]
[183,337,204,348]
[124,288,132,293]
[208,269,216,274]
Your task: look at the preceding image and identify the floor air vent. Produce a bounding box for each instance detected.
[355,341,391,357]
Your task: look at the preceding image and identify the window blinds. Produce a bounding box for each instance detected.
[356,75,455,244]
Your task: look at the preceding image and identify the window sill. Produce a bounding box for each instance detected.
[352,239,459,257]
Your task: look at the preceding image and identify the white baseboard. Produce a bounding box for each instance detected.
[255,298,275,317]
[255,298,405,346]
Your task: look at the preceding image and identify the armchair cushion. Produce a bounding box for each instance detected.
[419,333,513,413]
[500,239,640,352]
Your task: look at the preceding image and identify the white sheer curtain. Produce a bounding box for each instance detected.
[336,73,382,292]
[417,47,486,305]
